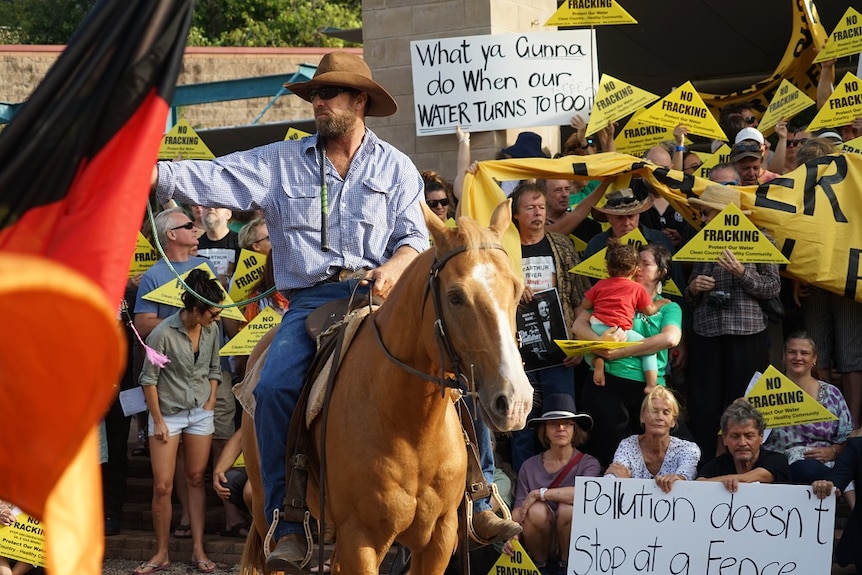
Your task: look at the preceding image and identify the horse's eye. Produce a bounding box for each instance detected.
[447,291,464,305]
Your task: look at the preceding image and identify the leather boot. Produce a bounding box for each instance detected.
[472,509,522,544]
[265,533,308,574]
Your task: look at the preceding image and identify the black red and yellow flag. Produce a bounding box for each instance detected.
[0,1,193,574]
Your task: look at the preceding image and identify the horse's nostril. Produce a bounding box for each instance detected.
[494,395,509,416]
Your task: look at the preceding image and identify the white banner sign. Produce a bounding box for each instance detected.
[410,31,598,136]
[570,477,834,575]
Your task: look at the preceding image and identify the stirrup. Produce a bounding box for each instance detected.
[263,509,314,570]
[465,483,513,545]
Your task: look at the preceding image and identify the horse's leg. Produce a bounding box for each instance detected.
[409,511,460,575]
[328,524,389,575]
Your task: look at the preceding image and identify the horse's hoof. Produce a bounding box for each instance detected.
[265,533,308,574]
[472,509,523,544]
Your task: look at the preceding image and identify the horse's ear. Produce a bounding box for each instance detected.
[489,199,513,238]
[422,199,449,245]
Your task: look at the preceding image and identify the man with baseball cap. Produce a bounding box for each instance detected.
[731,128,778,186]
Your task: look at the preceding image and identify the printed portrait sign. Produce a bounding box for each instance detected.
[516,288,568,372]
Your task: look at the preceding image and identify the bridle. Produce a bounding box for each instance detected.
[370,243,508,397]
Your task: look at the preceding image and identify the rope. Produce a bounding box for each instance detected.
[145,201,276,309]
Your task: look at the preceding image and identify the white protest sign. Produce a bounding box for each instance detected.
[570,477,834,575]
[410,30,598,136]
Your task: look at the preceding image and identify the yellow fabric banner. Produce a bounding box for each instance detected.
[462,151,862,303]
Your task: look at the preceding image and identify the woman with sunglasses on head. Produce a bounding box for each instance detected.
[136,269,225,575]
[421,170,456,222]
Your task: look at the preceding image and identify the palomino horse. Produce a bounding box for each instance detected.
[240,200,534,574]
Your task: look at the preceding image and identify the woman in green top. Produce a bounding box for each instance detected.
[137,269,224,575]
[573,243,683,467]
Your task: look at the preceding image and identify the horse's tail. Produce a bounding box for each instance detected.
[239,523,268,575]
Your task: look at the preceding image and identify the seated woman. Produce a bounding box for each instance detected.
[604,386,700,493]
[698,399,790,492]
[504,394,601,575]
[764,331,853,488]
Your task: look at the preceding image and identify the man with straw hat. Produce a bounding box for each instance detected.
[151,51,519,572]
[685,185,780,459]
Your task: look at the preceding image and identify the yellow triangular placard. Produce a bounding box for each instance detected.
[228,249,267,303]
[129,232,158,277]
[698,144,732,175]
[220,306,282,356]
[808,72,862,131]
[158,118,215,160]
[613,110,691,158]
[0,508,45,567]
[556,339,642,357]
[673,203,789,264]
[571,228,649,279]
[141,262,245,321]
[487,539,541,575]
[814,7,862,63]
[842,135,862,155]
[758,79,816,134]
[545,0,637,27]
[663,278,681,297]
[636,81,727,141]
[569,233,587,253]
[284,127,312,141]
[585,74,659,137]
[746,365,838,428]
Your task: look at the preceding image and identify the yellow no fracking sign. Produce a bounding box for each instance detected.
[808,72,862,131]
[228,249,267,303]
[673,203,789,264]
[129,231,158,277]
[158,118,215,160]
[585,74,659,137]
[284,127,312,141]
[613,110,686,158]
[758,79,816,134]
[487,539,541,575]
[843,136,862,155]
[141,262,245,321]
[746,365,838,428]
[556,339,642,357]
[813,7,862,63]
[220,306,282,356]
[545,0,637,27]
[636,81,727,141]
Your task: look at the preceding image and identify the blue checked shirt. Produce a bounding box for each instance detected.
[156,129,428,291]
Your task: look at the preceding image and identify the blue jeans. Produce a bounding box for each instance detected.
[464,395,495,513]
[254,280,364,539]
[510,365,574,472]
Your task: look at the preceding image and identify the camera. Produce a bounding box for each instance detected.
[707,290,732,309]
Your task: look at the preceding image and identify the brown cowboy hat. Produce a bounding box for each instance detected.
[591,187,654,222]
[284,51,397,117]
[688,184,751,215]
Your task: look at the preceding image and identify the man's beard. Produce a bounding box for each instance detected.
[316,108,357,138]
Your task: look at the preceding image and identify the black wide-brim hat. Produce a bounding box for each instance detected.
[284,51,397,117]
[527,394,594,431]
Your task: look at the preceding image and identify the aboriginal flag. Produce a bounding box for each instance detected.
[0,2,192,574]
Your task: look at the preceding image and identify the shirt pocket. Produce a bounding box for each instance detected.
[352,177,391,248]
[281,184,322,231]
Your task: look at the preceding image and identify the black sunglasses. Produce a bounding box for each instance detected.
[743,115,757,125]
[170,221,195,231]
[788,138,808,148]
[426,198,450,209]
[732,142,762,154]
[309,86,355,100]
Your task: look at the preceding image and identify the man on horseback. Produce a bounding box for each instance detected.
[150,51,520,573]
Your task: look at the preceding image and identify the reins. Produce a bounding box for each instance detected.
[370,243,506,397]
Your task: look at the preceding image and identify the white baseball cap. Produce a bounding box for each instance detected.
[735,127,764,145]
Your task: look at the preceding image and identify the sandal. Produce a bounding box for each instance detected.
[132,562,171,575]
[218,524,249,539]
[172,524,191,539]
[192,559,216,574]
